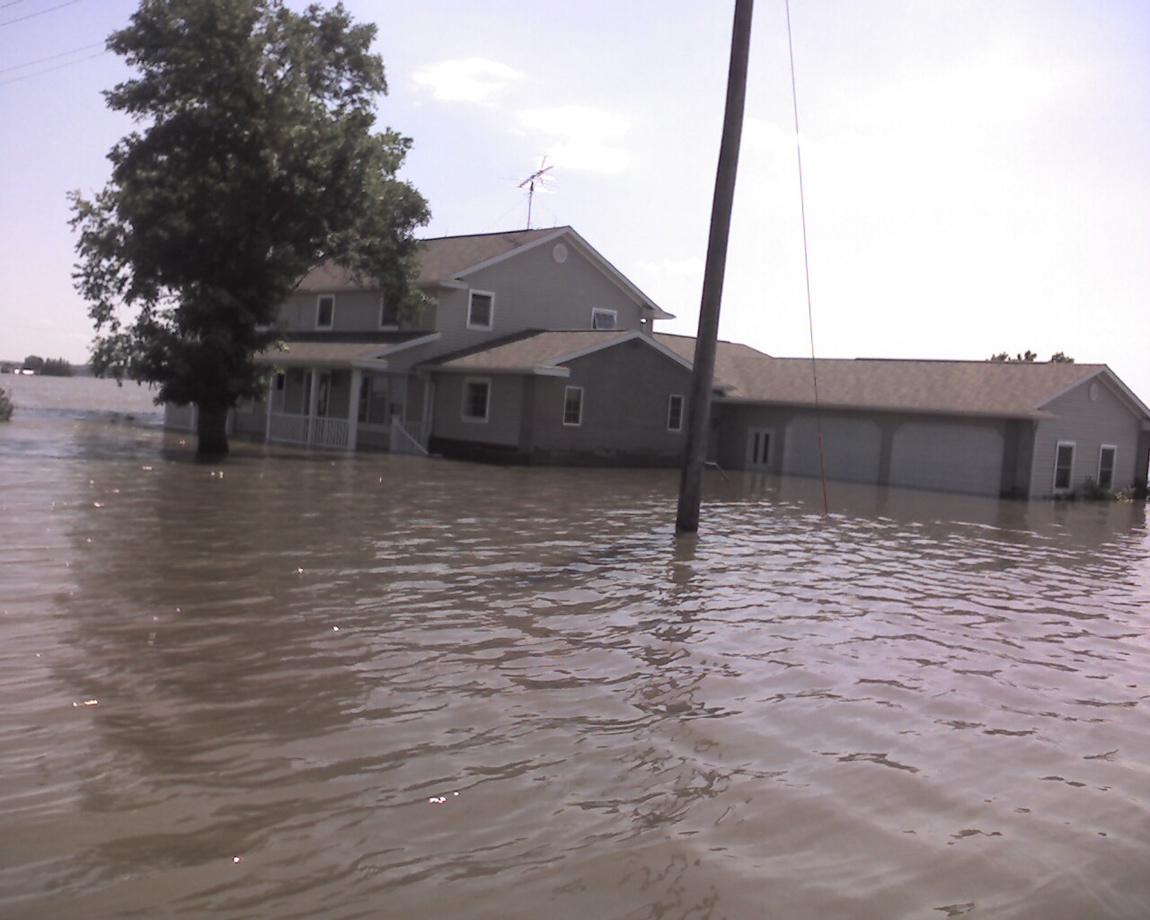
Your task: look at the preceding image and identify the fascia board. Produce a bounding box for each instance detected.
[375,332,442,357]
[449,228,570,280]
[1035,366,1150,418]
[445,226,673,319]
[430,364,570,378]
[560,229,672,317]
[547,330,694,372]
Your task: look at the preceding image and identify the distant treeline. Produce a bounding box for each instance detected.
[0,356,75,376]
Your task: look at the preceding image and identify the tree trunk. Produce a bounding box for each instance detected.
[195,403,230,460]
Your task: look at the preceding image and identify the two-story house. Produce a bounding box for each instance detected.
[222,226,673,454]
[168,225,1150,499]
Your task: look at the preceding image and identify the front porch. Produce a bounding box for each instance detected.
[232,361,432,454]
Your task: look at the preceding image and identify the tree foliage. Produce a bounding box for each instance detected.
[40,358,75,377]
[70,0,429,456]
[989,350,1074,364]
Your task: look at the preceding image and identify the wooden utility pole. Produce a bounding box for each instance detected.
[676,0,754,534]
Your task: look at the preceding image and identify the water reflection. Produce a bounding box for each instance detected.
[2,409,1149,920]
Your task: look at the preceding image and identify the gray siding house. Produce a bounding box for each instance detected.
[423,331,1150,499]
[203,226,671,454]
[689,346,1150,500]
[165,226,1150,500]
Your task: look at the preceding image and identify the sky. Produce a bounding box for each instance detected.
[1,0,1148,403]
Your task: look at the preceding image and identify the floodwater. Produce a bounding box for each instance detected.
[2,375,1149,920]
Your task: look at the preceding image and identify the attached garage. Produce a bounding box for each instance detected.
[889,422,1003,495]
[784,415,883,483]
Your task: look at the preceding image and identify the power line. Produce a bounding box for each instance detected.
[0,41,103,74]
[0,0,82,27]
[0,49,106,86]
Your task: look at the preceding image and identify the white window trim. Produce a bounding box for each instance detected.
[462,377,491,423]
[563,386,584,427]
[1053,440,1075,492]
[591,307,618,330]
[666,394,684,432]
[1098,444,1118,488]
[467,290,495,330]
[316,294,335,330]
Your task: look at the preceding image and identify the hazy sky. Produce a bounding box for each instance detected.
[2,0,1147,403]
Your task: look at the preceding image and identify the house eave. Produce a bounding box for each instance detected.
[430,364,571,378]
[712,396,1053,421]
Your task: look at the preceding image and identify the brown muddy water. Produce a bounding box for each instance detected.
[1,375,1148,920]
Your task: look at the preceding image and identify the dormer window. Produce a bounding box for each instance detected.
[591,308,617,330]
[467,291,494,330]
[316,295,335,329]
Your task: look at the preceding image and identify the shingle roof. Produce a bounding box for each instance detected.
[432,330,634,372]
[295,228,566,292]
[415,228,563,284]
[256,341,394,367]
[651,332,1108,417]
[433,330,1126,419]
[293,227,671,319]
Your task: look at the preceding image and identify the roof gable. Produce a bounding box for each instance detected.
[428,329,692,376]
[295,227,672,320]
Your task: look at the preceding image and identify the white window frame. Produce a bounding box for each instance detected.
[563,386,584,427]
[1053,440,1075,492]
[1097,444,1118,490]
[467,290,495,330]
[462,377,491,423]
[591,307,617,330]
[666,394,684,432]
[316,294,335,330]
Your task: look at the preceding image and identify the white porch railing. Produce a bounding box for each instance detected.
[390,419,429,455]
[311,416,350,449]
[268,412,349,450]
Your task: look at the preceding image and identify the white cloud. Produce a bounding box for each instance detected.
[412,58,524,103]
[516,105,630,174]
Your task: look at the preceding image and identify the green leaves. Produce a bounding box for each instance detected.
[71,0,429,432]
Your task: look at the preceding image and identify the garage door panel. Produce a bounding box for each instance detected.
[783,417,882,483]
[891,423,1002,495]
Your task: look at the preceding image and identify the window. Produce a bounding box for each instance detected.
[316,295,335,329]
[467,291,494,330]
[380,295,399,328]
[1054,441,1075,491]
[591,308,617,330]
[563,387,583,426]
[666,394,684,432]
[462,378,490,422]
[1098,445,1117,490]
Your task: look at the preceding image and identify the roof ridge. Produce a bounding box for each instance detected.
[418,226,570,244]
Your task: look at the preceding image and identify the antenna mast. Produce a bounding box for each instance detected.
[517,156,553,229]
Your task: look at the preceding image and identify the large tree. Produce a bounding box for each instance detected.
[71,0,429,458]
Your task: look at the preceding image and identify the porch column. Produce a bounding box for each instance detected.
[306,368,320,446]
[264,371,275,443]
[347,368,362,452]
[422,373,435,450]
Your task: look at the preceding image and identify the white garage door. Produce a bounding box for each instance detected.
[890,422,1003,495]
[783,416,882,483]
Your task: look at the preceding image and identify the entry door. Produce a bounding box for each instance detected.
[746,428,773,471]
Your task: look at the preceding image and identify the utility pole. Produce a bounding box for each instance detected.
[676,0,754,534]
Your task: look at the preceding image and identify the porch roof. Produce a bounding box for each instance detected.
[256,341,393,369]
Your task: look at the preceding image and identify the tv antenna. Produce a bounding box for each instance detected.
[517,156,553,229]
